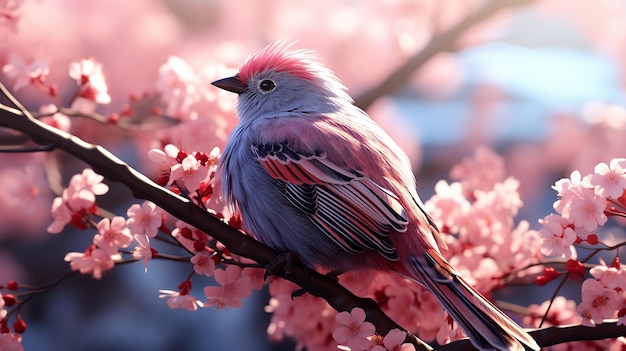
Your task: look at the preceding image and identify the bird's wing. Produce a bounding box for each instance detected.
[252,142,409,261]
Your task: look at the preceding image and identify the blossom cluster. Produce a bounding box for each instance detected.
[536,158,626,330]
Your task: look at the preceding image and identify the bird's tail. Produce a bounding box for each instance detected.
[406,249,539,351]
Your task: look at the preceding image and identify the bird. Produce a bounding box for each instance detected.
[212,41,539,351]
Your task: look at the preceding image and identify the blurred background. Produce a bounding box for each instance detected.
[1,0,626,350]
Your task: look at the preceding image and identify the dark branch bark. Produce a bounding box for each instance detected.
[353,0,536,111]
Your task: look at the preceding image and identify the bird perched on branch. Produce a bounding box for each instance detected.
[212,41,539,351]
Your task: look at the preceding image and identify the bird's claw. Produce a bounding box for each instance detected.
[264,252,299,280]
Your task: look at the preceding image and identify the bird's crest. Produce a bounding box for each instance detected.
[238,41,322,84]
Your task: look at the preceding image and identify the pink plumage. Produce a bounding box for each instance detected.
[238,41,318,83]
[212,42,539,351]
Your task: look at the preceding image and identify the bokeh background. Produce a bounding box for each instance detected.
[1,0,626,350]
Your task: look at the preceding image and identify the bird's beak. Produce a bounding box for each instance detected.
[211,75,247,94]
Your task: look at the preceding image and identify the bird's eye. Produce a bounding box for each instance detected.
[259,79,276,92]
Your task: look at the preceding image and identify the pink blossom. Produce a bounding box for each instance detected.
[0,333,24,351]
[47,196,72,233]
[242,266,267,291]
[168,154,209,192]
[93,216,132,253]
[524,296,581,328]
[68,168,109,196]
[62,184,96,212]
[171,220,211,253]
[578,279,620,326]
[424,180,471,232]
[472,177,523,225]
[204,265,252,309]
[538,214,577,258]
[552,170,588,216]
[371,329,415,351]
[2,55,49,91]
[568,186,607,231]
[0,292,5,320]
[148,144,181,172]
[69,58,111,105]
[156,56,197,116]
[190,251,216,277]
[132,234,152,273]
[449,147,506,194]
[332,307,376,351]
[158,290,203,311]
[126,201,163,237]
[589,259,626,297]
[590,158,626,198]
[39,104,71,133]
[64,246,119,279]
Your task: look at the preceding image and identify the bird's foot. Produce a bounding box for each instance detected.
[290,270,342,299]
[264,252,300,281]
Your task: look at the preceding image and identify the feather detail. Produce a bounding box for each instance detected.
[407,251,540,351]
[253,142,408,261]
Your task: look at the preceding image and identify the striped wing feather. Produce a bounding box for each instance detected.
[253,143,408,261]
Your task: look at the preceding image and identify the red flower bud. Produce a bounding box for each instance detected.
[193,241,205,252]
[2,294,17,307]
[12,315,26,334]
[6,281,18,291]
[535,275,549,286]
[586,234,599,245]
[565,259,586,276]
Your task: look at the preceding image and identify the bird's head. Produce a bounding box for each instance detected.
[212,41,352,121]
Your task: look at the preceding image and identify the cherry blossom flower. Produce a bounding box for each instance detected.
[168,154,209,192]
[204,265,251,310]
[132,234,153,273]
[538,213,578,258]
[449,146,506,194]
[2,55,49,91]
[148,144,181,172]
[158,290,203,311]
[64,245,119,279]
[332,307,376,351]
[47,196,72,233]
[93,216,132,254]
[589,259,626,298]
[126,201,163,237]
[577,279,620,327]
[0,292,5,320]
[590,158,626,198]
[568,186,607,231]
[69,58,111,112]
[0,333,24,351]
[524,296,582,328]
[156,56,197,116]
[190,251,215,277]
[424,180,470,232]
[552,170,589,217]
[68,168,109,196]
[171,220,212,252]
[39,104,71,133]
[371,329,415,351]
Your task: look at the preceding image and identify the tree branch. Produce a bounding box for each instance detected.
[353,0,536,110]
